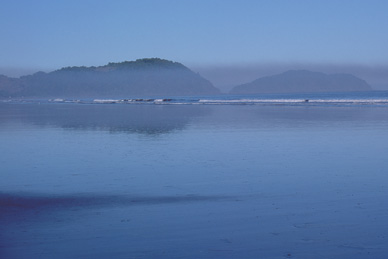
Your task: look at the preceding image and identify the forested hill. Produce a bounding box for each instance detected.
[230,70,372,94]
[0,58,220,98]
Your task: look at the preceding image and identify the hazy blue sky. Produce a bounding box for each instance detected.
[1,0,387,88]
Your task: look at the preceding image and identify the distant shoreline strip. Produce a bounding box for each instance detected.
[2,98,388,107]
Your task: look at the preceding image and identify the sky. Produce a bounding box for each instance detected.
[1,0,388,89]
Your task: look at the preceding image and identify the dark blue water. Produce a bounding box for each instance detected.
[1,93,388,258]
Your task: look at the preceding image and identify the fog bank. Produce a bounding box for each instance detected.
[191,63,388,92]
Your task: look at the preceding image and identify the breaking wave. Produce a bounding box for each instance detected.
[3,91,388,107]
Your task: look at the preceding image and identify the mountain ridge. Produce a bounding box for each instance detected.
[230,70,372,94]
[0,58,220,98]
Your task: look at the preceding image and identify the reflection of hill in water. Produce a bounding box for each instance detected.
[0,104,210,135]
[2,103,388,134]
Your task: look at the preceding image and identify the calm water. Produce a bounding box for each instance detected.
[1,99,388,258]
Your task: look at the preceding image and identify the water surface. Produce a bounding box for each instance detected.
[1,102,388,258]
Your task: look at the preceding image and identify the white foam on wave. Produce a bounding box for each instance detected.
[199,99,309,103]
[93,99,120,104]
[62,97,388,106]
[198,98,388,105]
[310,99,388,103]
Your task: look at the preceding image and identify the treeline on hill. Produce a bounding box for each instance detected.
[0,58,220,98]
[0,59,373,98]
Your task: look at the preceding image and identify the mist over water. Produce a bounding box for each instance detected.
[3,62,388,94]
[191,63,388,92]
[1,102,388,258]
[1,0,388,256]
